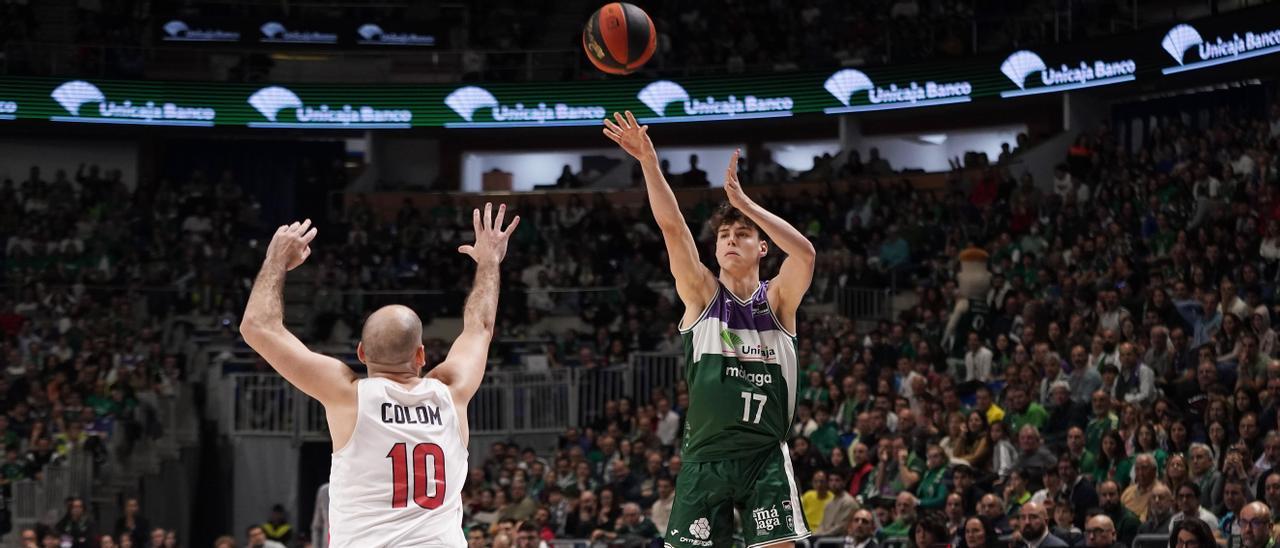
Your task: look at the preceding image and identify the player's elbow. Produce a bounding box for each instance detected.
[239,317,273,345]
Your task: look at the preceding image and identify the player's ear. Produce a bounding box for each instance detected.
[759,239,768,258]
[415,345,426,368]
[356,341,367,364]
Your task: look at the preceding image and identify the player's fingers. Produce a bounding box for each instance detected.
[602,118,622,134]
[472,207,482,234]
[503,215,521,236]
[602,129,622,144]
[301,226,318,244]
[494,203,506,231]
[299,218,311,233]
[483,202,493,231]
[301,246,311,262]
[458,245,473,255]
[613,111,628,130]
[288,221,300,233]
[625,110,639,128]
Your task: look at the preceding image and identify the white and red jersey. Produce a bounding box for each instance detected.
[328,376,468,547]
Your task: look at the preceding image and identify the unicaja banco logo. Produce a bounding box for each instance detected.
[823,69,971,114]
[720,329,744,350]
[260,21,337,44]
[248,86,411,128]
[999,50,1136,98]
[442,86,605,128]
[357,23,435,46]
[0,99,16,119]
[50,80,216,126]
[636,80,793,123]
[1161,23,1280,74]
[162,19,240,42]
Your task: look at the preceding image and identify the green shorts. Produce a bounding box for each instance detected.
[664,442,810,548]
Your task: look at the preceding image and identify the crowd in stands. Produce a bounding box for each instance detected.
[0,163,264,544]
[445,95,1280,548]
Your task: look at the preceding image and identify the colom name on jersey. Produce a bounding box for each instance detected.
[380,403,443,426]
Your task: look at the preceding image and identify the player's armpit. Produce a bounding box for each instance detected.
[662,227,719,309]
[770,250,816,315]
[241,322,357,406]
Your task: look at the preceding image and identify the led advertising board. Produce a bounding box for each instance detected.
[0,4,1274,130]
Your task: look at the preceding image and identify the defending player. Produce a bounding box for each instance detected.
[604,111,817,548]
[240,204,519,547]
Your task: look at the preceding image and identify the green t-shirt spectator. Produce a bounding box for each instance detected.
[811,420,840,457]
[916,466,948,509]
[1086,413,1118,454]
[1008,402,1049,433]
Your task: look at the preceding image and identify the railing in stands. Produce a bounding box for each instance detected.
[836,286,894,322]
[223,352,684,440]
[10,452,93,536]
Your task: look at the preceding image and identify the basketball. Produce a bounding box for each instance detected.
[582,2,656,75]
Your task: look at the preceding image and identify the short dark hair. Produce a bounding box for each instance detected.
[1180,482,1202,498]
[1168,517,1215,548]
[711,203,759,234]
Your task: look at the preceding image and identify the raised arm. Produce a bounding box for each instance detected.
[722,150,816,323]
[604,111,716,310]
[428,203,519,410]
[240,220,358,406]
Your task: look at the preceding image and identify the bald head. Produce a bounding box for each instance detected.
[359,305,424,370]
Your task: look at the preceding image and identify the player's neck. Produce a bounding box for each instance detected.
[718,269,761,302]
[369,369,421,386]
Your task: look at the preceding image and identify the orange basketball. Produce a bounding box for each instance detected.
[582,2,656,75]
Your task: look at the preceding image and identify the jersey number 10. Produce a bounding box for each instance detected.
[386,442,445,509]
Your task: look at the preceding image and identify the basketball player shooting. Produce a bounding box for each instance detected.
[603,112,816,548]
[240,205,519,547]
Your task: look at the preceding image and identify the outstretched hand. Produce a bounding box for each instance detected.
[602,111,657,162]
[265,219,317,271]
[723,148,752,210]
[459,202,520,265]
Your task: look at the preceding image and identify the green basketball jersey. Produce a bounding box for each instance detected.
[679,281,799,462]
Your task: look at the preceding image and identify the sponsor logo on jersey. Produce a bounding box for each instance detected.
[752,505,782,535]
[720,329,778,361]
[725,366,773,387]
[679,518,712,546]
